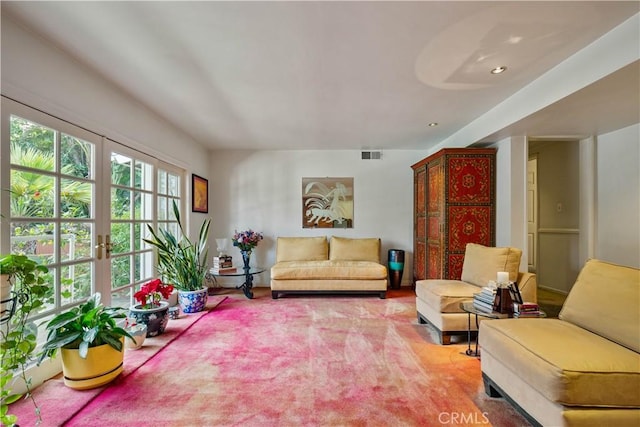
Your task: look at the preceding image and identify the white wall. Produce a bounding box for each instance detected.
[209,149,419,287]
[1,15,212,238]
[494,136,529,271]
[596,124,640,267]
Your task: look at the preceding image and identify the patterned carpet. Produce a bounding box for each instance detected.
[15,288,532,426]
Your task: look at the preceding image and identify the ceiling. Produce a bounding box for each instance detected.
[3,1,639,151]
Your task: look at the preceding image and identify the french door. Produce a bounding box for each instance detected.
[1,97,184,322]
[105,142,183,308]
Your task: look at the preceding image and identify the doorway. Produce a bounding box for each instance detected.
[527,140,580,295]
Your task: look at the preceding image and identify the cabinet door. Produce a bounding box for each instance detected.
[413,166,427,282]
[426,159,444,278]
[445,154,495,279]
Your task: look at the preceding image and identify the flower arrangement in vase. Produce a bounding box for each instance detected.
[129,279,174,337]
[232,229,264,269]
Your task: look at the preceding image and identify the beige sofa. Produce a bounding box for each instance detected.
[480,259,640,427]
[270,236,388,299]
[416,243,537,344]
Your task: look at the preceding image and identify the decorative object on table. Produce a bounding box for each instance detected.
[232,229,264,270]
[1,254,53,426]
[191,174,209,213]
[215,238,229,257]
[38,293,134,390]
[387,249,405,289]
[143,200,210,314]
[129,278,173,337]
[492,285,514,314]
[302,177,354,228]
[212,255,236,273]
[473,282,497,312]
[168,306,180,319]
[124,318,147,350]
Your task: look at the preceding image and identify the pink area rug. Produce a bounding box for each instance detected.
[11,296,229,426]
[15,289,530,426]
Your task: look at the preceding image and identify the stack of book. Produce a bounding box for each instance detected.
[212,256,236,273]
[473,286,497,312]
[513,302,542,317]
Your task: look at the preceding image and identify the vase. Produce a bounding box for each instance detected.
[241,250,251,270]
[124,324,147,350]
[129,301,170,337]
[178,287,208,314]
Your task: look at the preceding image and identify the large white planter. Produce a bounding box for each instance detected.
[178,287,208,314]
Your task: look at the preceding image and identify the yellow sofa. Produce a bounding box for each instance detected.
[480,259,640,427]
[415,243,537,344]
[270,236,388,299]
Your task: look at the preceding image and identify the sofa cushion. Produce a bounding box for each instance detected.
[329,237,381,263]
[271,260,387,280]
[480,318,640,408]
[415,279,480,313]
[560,259,640,353]
[276,237,328,262]
[461,243,522,287]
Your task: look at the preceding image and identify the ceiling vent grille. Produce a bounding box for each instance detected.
[361,150,382,160]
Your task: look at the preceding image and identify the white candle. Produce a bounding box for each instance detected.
[497,271,509,285]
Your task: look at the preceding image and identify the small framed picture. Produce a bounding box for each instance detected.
[192,174,208,213]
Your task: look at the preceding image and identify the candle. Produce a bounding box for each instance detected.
[497,271,509,285]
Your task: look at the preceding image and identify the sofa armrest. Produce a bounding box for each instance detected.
[517,272,537,303]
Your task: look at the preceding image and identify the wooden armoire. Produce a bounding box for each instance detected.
[412,148,496,283]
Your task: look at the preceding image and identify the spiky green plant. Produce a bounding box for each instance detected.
[143,201,210,292]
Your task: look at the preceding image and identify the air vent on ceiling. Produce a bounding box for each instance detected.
[361,150,382,160]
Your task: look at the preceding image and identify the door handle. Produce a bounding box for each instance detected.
[95,235,104,260]
[105,235,113,259]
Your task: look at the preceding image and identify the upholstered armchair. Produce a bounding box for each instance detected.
[415,243,537,345]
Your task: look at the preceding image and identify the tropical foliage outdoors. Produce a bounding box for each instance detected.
[8,117,145,304]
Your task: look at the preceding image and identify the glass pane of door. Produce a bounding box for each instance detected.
[106,144,183,309]
[8,113,97,318]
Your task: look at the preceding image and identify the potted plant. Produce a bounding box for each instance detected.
[143,201,211,314]
[38,293,133,390]
[1,254,53,427]
[128,278,173,337]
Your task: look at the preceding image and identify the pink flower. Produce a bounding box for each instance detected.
[232,229,264,251]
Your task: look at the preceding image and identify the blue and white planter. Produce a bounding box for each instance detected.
[178,288,208,314]
[129,301,170,337]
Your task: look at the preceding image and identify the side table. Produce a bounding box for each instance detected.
[459,301,546,357]
[459,302,505,357]
[208,267,265,299]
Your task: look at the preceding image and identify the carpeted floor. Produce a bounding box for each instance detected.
[14,288,532,426]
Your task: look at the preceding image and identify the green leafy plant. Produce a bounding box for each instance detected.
[0,254,53,427]
[143,201,210,292]
[38,293,133,362]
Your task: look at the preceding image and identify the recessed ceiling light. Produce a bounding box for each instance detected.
[491,66,507,74]
[428,122,438,127]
